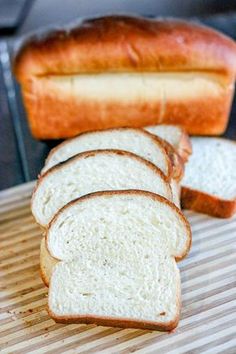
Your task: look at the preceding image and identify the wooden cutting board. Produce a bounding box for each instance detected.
[0,182,235,354]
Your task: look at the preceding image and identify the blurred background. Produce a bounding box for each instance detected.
[0,0,236,190]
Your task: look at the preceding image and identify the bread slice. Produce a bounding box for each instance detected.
[32,150,173,227]
[39,179,180,287]
[159,138,184,182]
[182,138,236,218]
[145,124,192,162]
[47,190,191,330]
[49,256,180,331]
[40,237,57,286]
[42,128,176,179]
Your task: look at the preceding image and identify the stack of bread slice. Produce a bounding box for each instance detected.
[33,125,192,331]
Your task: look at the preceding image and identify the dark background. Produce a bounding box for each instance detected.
[0,0,236,190]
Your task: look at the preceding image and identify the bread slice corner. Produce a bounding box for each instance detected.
[182,137,236,218]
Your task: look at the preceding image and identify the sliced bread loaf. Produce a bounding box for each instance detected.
[42,128,176,179]
[47,190,191,330]
[32,150,173,227]
[145,124,192,162]
[182,138,236,218]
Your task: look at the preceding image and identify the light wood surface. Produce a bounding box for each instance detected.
[0,181,235,353]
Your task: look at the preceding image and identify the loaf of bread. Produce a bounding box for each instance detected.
[32,150,175,227]
[14,15,236,139]
[46,190,191,330]
[182,138,236,218]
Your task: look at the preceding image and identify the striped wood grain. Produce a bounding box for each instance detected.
[0,182,235,353]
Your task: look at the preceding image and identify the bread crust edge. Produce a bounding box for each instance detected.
[46,189,192,261]
[181,186,236,218]
[47,258,181,331]
[31,149,174,228]
[43,127,173,180]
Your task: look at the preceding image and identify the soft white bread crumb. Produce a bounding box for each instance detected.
[40,183,181,287]
[49,253,180,325]
[43,128,171,176]
[32,150,173,227]
[47,191,191,329]
[183,138,236,200]
[47,191,191,262]
[146,125,182,147]
[145,125,192,162]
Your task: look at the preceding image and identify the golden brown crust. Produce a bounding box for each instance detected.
[145,124,192,163]
[20,78,234,139]
[40,237,57,286]
[40,265,50,287]
[47,238,183,331]
[46,189,192,261]
[14,16,236,81]
[40,149,171,183]
[47,306,180,331]
[157,138,185,182]
[44,127,173,180]
[162,93,234,135]
[174,127,192,163]
[14,16,236,139]
[181,187,236,218]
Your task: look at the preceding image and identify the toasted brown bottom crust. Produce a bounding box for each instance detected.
[22,81,233,139]
[47,261,181,332]
[181,187,236,218]
[48,307,179,331]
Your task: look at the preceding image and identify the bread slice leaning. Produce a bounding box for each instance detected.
[32,150,173,228]
[42,128,173,177]
[47,190,191,330]
[182,138,236,218]
[145,124,192,162]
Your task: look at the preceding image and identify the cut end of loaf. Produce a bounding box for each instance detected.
[14,15,236,81]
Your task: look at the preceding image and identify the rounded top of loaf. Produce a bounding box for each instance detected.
[14,15,236,81]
